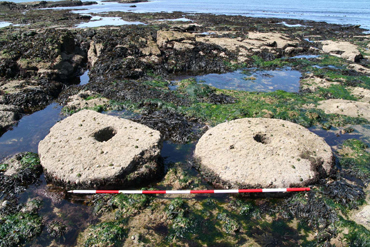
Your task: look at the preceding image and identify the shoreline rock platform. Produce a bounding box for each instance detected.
[194,118,334,188]
[38,110,162,188]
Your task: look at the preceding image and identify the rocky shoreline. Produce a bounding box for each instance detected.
[1,1,370,246]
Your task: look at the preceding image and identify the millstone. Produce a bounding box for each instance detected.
[194,118,333,188]
[38,110,162,186]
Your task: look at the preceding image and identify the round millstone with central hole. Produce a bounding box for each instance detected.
[194,118,334,188]
[38,110,162,186]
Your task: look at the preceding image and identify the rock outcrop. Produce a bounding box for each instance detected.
[194,118,333,188]
[38,110,162,187]
[317,99,370,121]
[63,90,110,112]
[0,104,20,131]
[321,40,363,62]
[351,203,370,230]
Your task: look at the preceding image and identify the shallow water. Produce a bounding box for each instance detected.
[79,70,90,85]
[288,55,321,60]
[0,103,64,161]
[161,141,195,164]
[0,21,12,28]
[19,174,98,246]
[34,0,370,31]
[309,126,366,147]
[75,16,144,28]
[172,68,302,92]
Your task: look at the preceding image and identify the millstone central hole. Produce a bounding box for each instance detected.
[253,133,270,144]
[94,127,116,142]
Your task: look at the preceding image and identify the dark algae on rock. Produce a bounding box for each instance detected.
[0,153,43,247]
[1,3,370,246]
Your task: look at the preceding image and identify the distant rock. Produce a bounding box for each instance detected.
[38,110,162,188]
[194,118,333,188]
[102,0,148,3]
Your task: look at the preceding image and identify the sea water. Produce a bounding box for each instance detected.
[11,0,369,31]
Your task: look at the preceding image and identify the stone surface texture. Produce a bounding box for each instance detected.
[300,76,340,92]
[352,204,370,230]
[0,104,19,130]
[63,90,110,112]
[318,99,370,121]
[321,40,363,62]
[194,118,333,188]
[38,110,162,185]
[348,87,370,103]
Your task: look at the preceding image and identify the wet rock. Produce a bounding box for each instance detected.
[0,104,20,131]
[208,92,236,104]
[16,0,97,10]
[38,110,162,187]
[317,99,370,121]
[194,118,334,188]
[137,109,205,143]
[63,90,110,113]
[284,190,338,233]
[20,198,42,214]
[321,40,363,62]
[3,79,63,111]
[46,220,67,238]
[322,179,365,209]
[0,152,43,200]
[1,29,87,81]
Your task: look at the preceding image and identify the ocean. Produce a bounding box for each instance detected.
[8,0,370,31]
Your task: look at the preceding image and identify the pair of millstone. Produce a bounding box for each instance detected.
[39,110,333,188]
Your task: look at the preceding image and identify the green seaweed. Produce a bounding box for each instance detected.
[20,152,40,170]
[112,193,152,213]
[338,216,370,247]
[339,139,370,180]
[252,55,289,68]
[84,222,127,247]
[0,212,42,247]
[0,163,8,172]
[317,84,357,100]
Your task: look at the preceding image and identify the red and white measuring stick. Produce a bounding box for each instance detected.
[68,187,310,194]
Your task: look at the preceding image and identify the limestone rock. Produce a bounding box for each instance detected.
[348,87,370,102]
[317,99,370,120]
[139,36,161,56]
[348,63,370,74]
[156,30,195,48]
[352,205,370,230]
[300,76,340,92]
[0,104,20,130]
[321,40,363,62]
[194,118,333,188]
[196,31,299,59]
[38,110,162,186]
[88,41,103,67]
[63,90,110,112]
[0,80,42,95]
